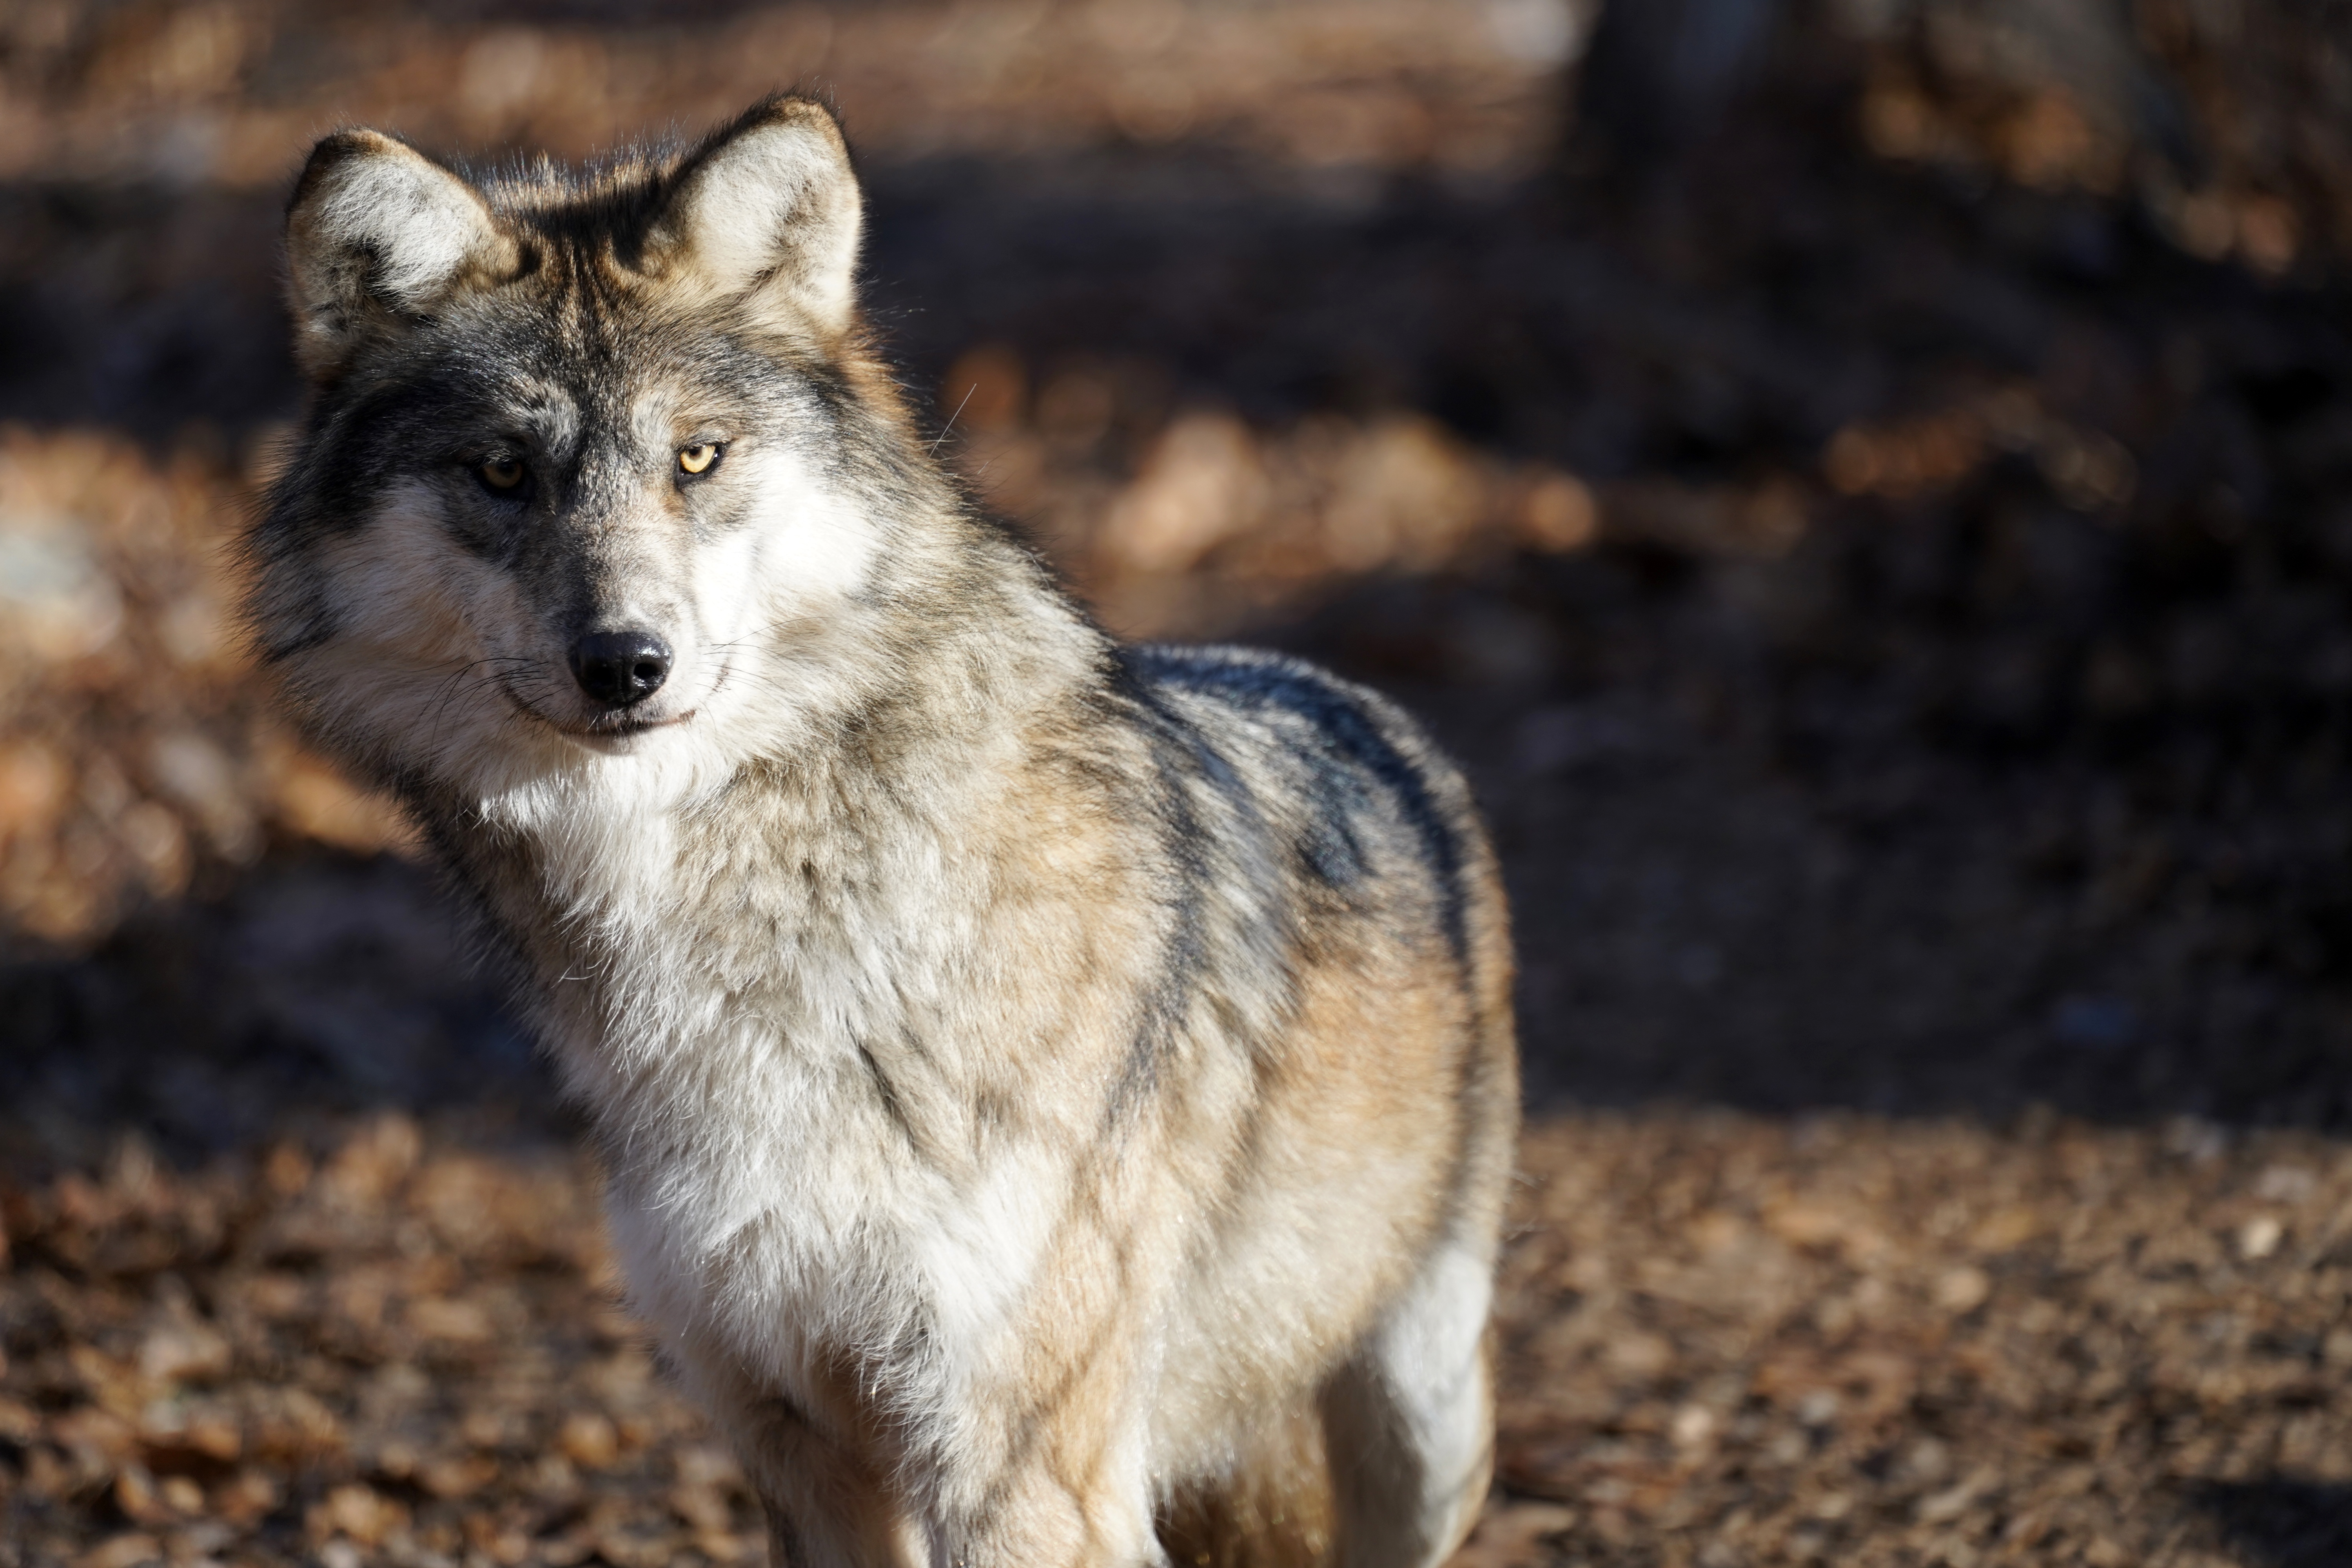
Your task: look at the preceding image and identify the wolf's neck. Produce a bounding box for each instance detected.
[435,553,1108,1117]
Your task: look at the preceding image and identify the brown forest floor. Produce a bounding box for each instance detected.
[7,2,2352,1564]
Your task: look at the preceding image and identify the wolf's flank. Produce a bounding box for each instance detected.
[249,96,1519,1567]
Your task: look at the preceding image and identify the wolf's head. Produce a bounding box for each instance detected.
[250,98,1000,812]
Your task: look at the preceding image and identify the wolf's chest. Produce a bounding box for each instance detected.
[581,1000,1062,1408]
[524,856,1056,1379]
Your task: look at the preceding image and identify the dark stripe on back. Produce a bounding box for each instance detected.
[1101,676,1218,1120]
[1126,645,1470,967]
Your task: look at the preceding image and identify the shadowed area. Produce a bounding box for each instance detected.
[11,134,2352,1132]
[2188,1479,2352,1568]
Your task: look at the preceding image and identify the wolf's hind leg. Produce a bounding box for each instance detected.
[1318,1240,1496,1568]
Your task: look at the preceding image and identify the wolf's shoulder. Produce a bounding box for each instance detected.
[1111,642,1484,947]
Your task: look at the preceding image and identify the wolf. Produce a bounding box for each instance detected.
[246,96,1519,1568]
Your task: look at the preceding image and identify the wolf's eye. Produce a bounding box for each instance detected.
[677,443,720,476]
[479,457,528,492]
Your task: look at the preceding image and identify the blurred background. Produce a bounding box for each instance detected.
[5,1,2352,1563]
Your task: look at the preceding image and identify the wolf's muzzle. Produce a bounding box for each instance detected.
[570,630,673,709]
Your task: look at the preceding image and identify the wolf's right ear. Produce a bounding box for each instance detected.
[284,130,513,381]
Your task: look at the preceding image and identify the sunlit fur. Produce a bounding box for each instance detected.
[249,97,1519,1568]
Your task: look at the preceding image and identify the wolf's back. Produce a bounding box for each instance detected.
[1121,641,1502,977]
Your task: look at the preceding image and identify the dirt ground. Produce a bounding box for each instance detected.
[6,1,2352,1564]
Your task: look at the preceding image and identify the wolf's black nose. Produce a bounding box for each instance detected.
[570,631,672,708]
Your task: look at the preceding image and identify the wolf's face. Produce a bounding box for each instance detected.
[254,100,913,803]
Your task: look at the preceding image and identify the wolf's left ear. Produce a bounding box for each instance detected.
[653,97,862,337]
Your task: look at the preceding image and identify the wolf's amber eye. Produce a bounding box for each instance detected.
[677,443,719,476]
[480,457,527,491]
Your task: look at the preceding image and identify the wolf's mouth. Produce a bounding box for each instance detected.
[491,677,699,740]
[561,709,697,738]
[492,655,730,743]
[523,698,705,743]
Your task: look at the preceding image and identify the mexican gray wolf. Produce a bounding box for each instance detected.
[246,95,1519,1568]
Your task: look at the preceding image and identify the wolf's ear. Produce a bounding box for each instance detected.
[284,130,512,380]
[653,97,862,337]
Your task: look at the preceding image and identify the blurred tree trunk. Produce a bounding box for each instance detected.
[1575,0,1784,158]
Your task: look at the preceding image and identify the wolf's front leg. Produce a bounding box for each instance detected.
[697,1386,928,1568]
[937,1450,1166,1568]
[738,1416,1162,1568]
[927,1365,1167,1568]
[743,1437,927,1568]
